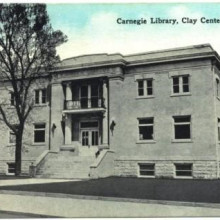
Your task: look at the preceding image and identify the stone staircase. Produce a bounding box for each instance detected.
[36,151,96,179]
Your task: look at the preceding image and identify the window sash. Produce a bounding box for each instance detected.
[146,79,153,96]
[138,80,144,96]
[35,89,47,104]
[138,118,154,140]
[137,79,153,97]
[41,89,47,103]
[10,93,15,105]
[139,164,155,176]
[218,118,220,141]
[9,131,16,144]
[7,163,15,174]
[34,124,46,143]
[173,116,191,139]
[175,164,192,177]
[172,76,189,94]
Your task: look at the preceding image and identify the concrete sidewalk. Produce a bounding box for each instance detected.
[1,191,220,217]
[0,178,76,186]
[1,178,220,217]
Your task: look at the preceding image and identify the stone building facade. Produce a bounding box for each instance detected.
[0,44,220,179]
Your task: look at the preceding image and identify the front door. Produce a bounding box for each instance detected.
[80,121,99,146]
[81,130,99,146]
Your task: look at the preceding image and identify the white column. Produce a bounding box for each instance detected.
[88,85,91,108]
[102,81,108,146]
[66,83,72,100]
[65,114,72,145]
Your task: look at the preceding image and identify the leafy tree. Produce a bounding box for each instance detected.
[0,4,67,175]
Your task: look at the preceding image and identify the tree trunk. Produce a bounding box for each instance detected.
[15,133,23,176]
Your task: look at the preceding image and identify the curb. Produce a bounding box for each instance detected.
[0,209,59,218]
[1,190,220,209]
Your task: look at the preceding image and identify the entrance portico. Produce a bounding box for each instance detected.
[62,79,109,152]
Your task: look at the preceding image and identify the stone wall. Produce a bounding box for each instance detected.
[115,159,218,179]
[0,77,50,175]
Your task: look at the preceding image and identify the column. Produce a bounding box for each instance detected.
[50,82,65,152]
[65,82,73,109]
[88,85,91,108]
[66,82,72,100]
[65,114,72,145]
[102,81,108,146]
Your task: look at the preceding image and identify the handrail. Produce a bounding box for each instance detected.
[64,97,104,110]
[90,149,114,168]
[29,150,49,177]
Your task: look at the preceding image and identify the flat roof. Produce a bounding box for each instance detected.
[53,44,219,72]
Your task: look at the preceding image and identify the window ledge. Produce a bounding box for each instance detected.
[32,143,46,146]
[6,173,15,176]
[33,104,48,107]
[175,176,193,179]
[172,139,193,143]
[138,175,155,178]
[136,140,156,144]
[170,93,191,97]
[136,96,155,100]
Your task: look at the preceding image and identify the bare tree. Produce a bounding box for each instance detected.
[0,4,67,175]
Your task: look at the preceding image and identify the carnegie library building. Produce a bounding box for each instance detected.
[0,43,220,179]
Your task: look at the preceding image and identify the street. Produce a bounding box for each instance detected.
[1,193,220,217]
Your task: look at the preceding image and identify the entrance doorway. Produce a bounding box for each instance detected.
[80,121,99,146]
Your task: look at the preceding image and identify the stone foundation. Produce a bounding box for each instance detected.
[115,159,218,179]
[0,159,35,176]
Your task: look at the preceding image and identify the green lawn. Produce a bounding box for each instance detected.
[0,176,220,204]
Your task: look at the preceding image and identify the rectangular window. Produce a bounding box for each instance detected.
[7,163,15,174]
[41,89,47,104]
[35,90,40,104]
[216,79,220,97]
[9,125,18,144]
[80,121,98,128]
[10,92,15,106]
[34,123,46,143]
[172,75,190,94]
[9,130,16,144]
[146,79,153,95]
[218,118,220,141]
[173,116,191,140]
[175,163,192,177]
[173,77,179,93]
[138,80,144,96]
[139,163,155,177]
[35,89,47,105]
[138,118,154,140]
[137,79,153,97]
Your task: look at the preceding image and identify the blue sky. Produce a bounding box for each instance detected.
[47,3,220,59]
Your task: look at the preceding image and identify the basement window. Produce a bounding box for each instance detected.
[7,163,15,175]
[139,163,155,177]
[175,163,192,177]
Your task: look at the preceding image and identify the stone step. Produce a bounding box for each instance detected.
[36,151,96,179]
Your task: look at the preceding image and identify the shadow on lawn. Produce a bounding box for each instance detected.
[0,176,220,204]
